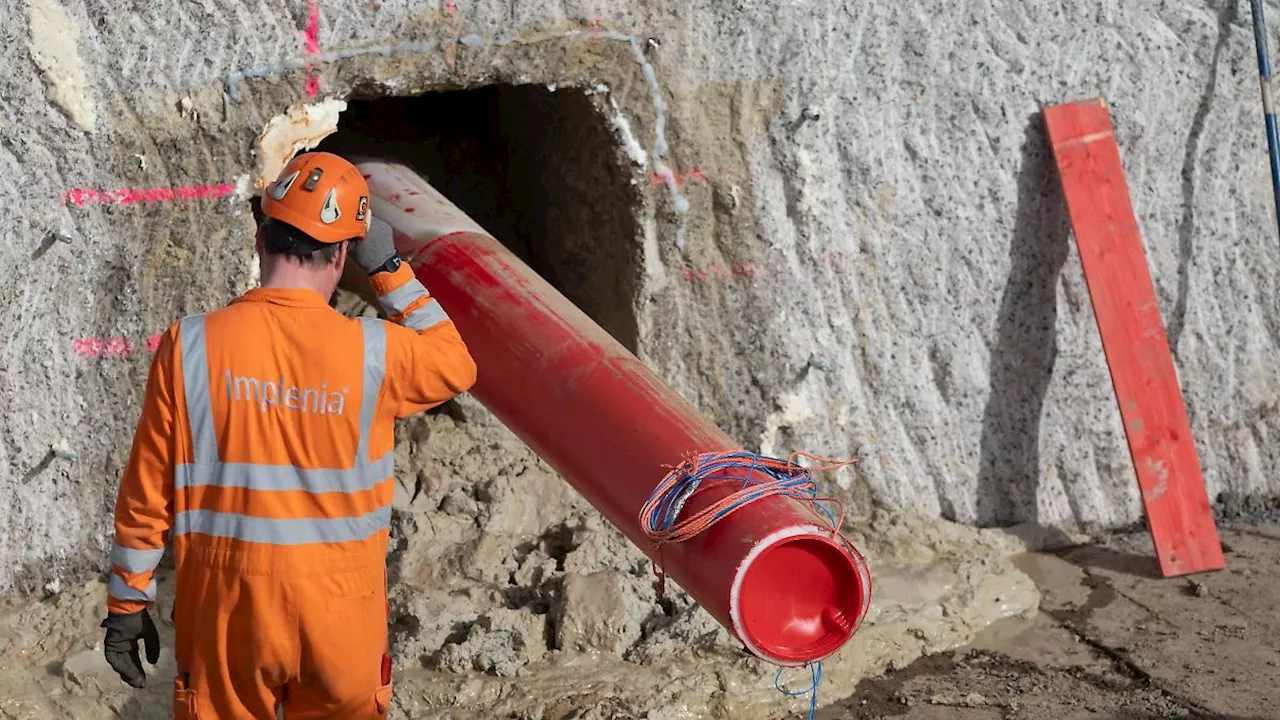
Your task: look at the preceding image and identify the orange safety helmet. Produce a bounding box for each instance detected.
[260,152,371,244]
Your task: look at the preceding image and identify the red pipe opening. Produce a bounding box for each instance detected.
[735,533,868,663]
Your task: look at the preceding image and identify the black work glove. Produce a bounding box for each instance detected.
[352,217,399,275]
[101,609,161,688]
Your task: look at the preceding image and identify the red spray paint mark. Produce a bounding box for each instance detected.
[73,338,124,358]
[73,332,164,359]
[64,183,235,206]
[442,0,460,67]
[650,167,712,191]
[304,0,322,97]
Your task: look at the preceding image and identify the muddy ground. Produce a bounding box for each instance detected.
[1,510,1275,719]
[828,520,1280,720]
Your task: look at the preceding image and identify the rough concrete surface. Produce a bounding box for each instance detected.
[4,0,1280,716]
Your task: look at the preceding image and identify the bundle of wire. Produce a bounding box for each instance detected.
[637,449,857,720]
[638,450,853,547]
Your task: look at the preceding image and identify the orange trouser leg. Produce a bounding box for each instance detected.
[172,564,295,720]
[281,565,391,720]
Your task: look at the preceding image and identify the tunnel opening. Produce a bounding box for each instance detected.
[316,84,644,352]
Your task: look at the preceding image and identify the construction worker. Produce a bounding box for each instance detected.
[99,151,478,719]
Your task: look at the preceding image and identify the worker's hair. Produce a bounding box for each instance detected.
[258,218,348,266]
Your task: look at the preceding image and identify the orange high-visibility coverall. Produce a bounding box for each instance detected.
[107,264,477,719]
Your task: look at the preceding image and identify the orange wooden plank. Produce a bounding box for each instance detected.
[1043,97,1224,577]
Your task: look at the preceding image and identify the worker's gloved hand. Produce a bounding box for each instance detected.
[101,609,161,688]
[352,217,399,275]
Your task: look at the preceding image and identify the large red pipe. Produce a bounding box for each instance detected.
[357,161,871,666]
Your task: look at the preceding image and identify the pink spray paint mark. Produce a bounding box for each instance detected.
[441,0,459,66]
[74,337,134,358]
[304,0,321,97]
[64,183,235,206]
[649,172,674,189]
[649,167,712,191]
[73,332,164,359]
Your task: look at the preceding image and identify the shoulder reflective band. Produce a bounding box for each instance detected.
[181,315,218,467]
[354,317,386,469]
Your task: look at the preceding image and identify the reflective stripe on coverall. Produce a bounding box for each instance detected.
[107,264,477,719]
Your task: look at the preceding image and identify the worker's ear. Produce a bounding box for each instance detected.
[334,240,349,270]
[337,241,377,305]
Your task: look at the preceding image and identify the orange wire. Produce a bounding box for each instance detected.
[638,450,860,597]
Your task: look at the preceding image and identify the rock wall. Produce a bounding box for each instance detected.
[3,0,1278,601]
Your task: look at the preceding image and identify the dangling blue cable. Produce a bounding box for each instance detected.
[774,661,823,720]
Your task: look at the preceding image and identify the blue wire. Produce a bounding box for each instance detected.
[650,455,815,531]
[648,453,832,532]
[774,661,823,719]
